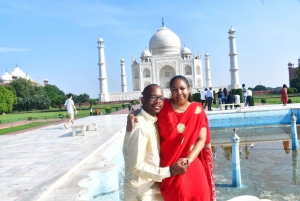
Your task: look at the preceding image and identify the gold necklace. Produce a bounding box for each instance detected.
[172,101,190,111]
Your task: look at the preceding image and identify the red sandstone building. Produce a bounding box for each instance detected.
[288,58,300,86]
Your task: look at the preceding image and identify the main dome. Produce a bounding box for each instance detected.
[149,26,181,55]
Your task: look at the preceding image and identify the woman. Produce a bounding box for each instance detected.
[158,75,215,201]
[281,84,288,106]
[221,88,228,105]
[128,75,216,201]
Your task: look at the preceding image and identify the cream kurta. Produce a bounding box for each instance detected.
[123,109,170,201]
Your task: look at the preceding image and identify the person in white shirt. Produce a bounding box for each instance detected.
[234,92,240,109]
[197,88,207,109]
[64,94,77,129]
[123,84,188,201]
[246,88,253,107]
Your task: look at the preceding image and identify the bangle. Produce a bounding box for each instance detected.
[169,167,173,176]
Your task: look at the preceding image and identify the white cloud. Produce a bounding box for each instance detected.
[0,47,30,52]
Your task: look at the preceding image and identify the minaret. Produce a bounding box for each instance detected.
[120,58,127,92]
[228,27,240,89]
[97,37,109,102]
[205,52,212,87]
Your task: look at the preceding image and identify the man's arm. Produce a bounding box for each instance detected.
[126,128,188,182]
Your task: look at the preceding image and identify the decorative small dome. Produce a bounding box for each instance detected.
[98,38,104,43]
[11,65,26,78]
[0,71,12,84]
[141,48,152,57]
[181,46,191,55]
[149,26,181,55]
[205,52,209,56]
[228,27,235,34]
[120,58,125,62]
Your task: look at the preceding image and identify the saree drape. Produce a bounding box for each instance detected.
[157,99,216,201]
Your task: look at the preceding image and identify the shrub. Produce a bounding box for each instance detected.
[105,107,112,114]
[27,117,33,121]
[122,104,126,109]
[261,99,266,104]
[288,99,292,103]
[213,91,216,104]
[192,92,201,102]
[287,88,294,94]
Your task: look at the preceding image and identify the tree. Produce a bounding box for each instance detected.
[44,84,66,108]
[88,99,97,108]
[253,85,267,91]
[0,86,15,114]
[290,77,300,92]
[9,78,45,98]
[74,93,90,110]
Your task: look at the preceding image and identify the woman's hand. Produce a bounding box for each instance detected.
[126,109,140,132]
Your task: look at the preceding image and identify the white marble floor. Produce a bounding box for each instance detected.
[0,115,127,201]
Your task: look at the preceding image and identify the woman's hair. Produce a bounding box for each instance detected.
[223,88,228,96]
[283,84,287,88]
[169,75,192,102]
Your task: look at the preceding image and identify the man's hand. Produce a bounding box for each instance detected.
[170,158,189,176]
[126,109,140,132]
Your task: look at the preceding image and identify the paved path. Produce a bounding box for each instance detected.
[0,115,127,201]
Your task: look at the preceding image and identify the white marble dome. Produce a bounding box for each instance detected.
[141,48,152,57]
[149,26,181,55]
[0,71,12,84]
[181,46,191,55]
[11,66,26,78]
[98,38,104,43]
[205,52,209,56]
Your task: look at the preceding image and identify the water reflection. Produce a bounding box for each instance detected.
[292,149,298,185]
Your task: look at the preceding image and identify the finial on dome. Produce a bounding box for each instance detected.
[16,64,18,67]
[162,17,164,27]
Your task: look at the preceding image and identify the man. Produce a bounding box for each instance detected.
[242,84,247,106]
[64,94,77,129]
[197,88,207,109]
[123,84,188,201]
[246,87,253,107]
[234,91,240,109]
[226,91,234,110]
[206,87,214,111]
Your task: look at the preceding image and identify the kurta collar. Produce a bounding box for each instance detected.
[141,109,157,123]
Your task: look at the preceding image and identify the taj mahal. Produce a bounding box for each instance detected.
[97,22,240,102]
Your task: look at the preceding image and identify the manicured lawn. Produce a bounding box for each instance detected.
[0,122,49,135]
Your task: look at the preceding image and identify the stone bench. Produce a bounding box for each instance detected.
[220,103,244,110]
[71,121,98,137]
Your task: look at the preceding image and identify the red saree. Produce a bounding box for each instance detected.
[157,99,216,201]
[281,88,288,104]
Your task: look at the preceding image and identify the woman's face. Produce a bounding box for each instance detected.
[170,78,190,105]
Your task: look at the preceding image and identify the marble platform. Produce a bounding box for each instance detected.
[0,115,127,201]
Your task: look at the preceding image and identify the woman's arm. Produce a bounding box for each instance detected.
[185,127,207,163]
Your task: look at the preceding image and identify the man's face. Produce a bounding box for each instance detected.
[141,86,164,116]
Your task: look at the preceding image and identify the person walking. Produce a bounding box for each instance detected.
[281,84,288,106]
[64,94,78,129]
[197,88,207,109]
[206,87,214,111]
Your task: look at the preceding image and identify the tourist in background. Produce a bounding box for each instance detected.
[246,88,253,107]
[226,91,234,109]
[64,93,78,129]
[234,91,240,109]
[89,107,93,116]
[242,84,247,106]
[206,87,214,111]
[197,88,207,109]
[221,88,228,106]
[281,84,288,106]
[216,88,222,107]
[95,107,98,115]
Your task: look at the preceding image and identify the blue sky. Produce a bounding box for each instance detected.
[0,0,300,98]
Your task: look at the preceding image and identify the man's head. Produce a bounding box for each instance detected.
[209,87,212,90]
[141,84,164,116]
[68,93,73,99]
[242,84,245,87]
[205,88,207,91]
